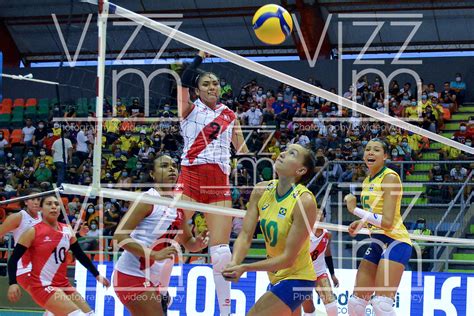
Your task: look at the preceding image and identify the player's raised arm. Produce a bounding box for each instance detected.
[178,51,207,119]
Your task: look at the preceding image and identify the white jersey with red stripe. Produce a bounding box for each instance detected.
[180,98,236,175]
[29,222,73,287]
[309,229,330,277]
[11,210,42,276]
[114,188,183,285]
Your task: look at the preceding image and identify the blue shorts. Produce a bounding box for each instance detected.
[267,279,316,312]
[363,234,412,266]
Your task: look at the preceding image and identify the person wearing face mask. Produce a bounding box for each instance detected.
[453,123,472,144]
[34,159,52,183]
[244,103,263,127]
[450,73,466,105]
[272,92,291,123]
[34,148,53,169]
[0,131,9,163]
[22,119,36,147]
[283,85,294,103]
[411,218,432,271]
[421,105,438,133]
[254,87,266,103]
[51,132,73,187]
[404,98,420,121]
[32,121,47,148]
[288,96,301,118]
[386,129,401,147]
[418,93,431,111]
[78,220,101,251]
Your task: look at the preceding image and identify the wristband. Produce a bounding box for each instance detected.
[353,207,383,227]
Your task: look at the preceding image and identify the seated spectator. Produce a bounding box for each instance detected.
[78,219,101,251]
[427,163,450,203]
[0,131,8,164]
[244,103,263,126]
[439,145,461,162]
[341,138,353,157]
[103,202,121,236]
[34,160,52,183]
[247,130,263,154]
[290,130,311,148]
[453,123,472,144]
[387,146,405,175]
[404,131,427,159]
[288,96,302,118]
[35,148,53,169]
[449,163,468,199]
[219,78,233,98]
[283,85,294,103]
[440,81,458,111]
[450,73,466,105]
[400,92,411,107]
[138,139,155,161]
[22,118,36,147]
[387,128,402,147]
[338,163,354,182]
[117,170,132,188]
[32,121,48,149]
[399,82,413,98]
[404,98,420,122]
[421,105,437,133]
[410,218,433,271]
[418,93,431,111]
[390,99,404,118]
[254,87,266,104]
[128,98,144,117]
[427,83,439,99]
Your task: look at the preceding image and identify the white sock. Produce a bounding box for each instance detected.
[67,310,87,316]
[210,244,232,315]
[325,301,338,316]
[43,312,54,316]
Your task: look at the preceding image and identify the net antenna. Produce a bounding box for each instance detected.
[82,0,473,155]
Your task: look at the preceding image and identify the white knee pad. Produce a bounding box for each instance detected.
[43,312,54,316]
[371,296,396,316]
[348,295,369,316]
[210,244,232,273]
[67,310,87,316]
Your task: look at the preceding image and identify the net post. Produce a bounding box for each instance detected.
[92,0,108,190]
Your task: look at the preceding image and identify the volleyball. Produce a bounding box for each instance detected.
[252,4,293,45]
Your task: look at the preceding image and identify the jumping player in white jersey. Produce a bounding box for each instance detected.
[302,211,339,316]
[113,155,208,316]
[7,195,110,316]
[177,50,249,315]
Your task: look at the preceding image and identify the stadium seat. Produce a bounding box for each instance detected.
[1,98,12,108]
[0,99,12,114]
[406,174,430,182]
[13,98,25,107]
[0,114,11,127]
[9,129,23,144]
[25,98,37,107]
[24,106,37,119]
[421,152,439,160]
[10,112,24,128]
[414,163,433,172]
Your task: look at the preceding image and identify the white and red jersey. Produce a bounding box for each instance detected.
[11,210,42,276]
[180,98,236,175]
[28,222,73,288]
[309,229,330,277]
[114,188,183,285]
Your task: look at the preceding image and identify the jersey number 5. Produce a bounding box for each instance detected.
[260,219,278,247]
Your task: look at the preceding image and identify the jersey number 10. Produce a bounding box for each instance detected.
[52,246,67,264]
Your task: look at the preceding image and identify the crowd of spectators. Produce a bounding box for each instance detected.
[0,71,472,256]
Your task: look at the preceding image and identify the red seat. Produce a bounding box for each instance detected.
[10,129,23,144]
[0,99,12,114]
[13,98,25,107]
[2,98,12,107]
[25,98,37,107]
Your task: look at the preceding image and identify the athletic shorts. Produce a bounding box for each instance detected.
[267,279,316,312]
[27,280,76,307]
[176,164,231,204]
[316,273,329,282]
[113,270,160,305]
[17,273,31,291]
[363,234,412,266]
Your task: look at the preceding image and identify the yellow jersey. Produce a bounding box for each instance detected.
[257,180,317,284]
[361,167,411,245]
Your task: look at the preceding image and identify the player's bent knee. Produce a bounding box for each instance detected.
[210,244,231,273]
[348,295,369,316]
[371,296,396,316]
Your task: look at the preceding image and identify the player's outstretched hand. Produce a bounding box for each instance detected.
[344,194,357,214]
[222,264,247,283]
[7,284,21,303]
[331,274,340,288]
[152,246,178,261]
[348,220,365,237]
[96,275,111,288]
